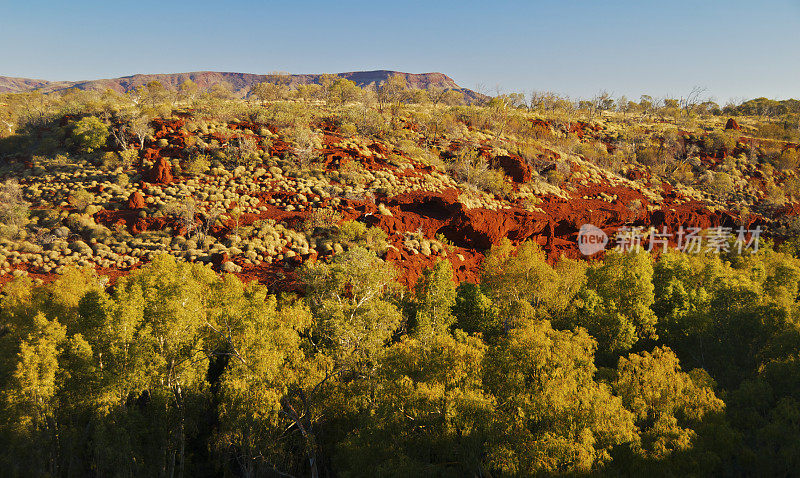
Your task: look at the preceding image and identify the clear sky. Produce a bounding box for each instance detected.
[1,0,798,102]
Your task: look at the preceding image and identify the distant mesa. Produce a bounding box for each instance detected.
[0,70,484,102]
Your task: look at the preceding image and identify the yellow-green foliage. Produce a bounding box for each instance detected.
[335,220,389,253]
[775,148,799,170]
[184,154,211,176]
[0,245,798,475]
[0,179,29,235]
[67,188,94,212]
[70,116,109,153]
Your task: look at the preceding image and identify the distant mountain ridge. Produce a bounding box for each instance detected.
[0,70,483,102]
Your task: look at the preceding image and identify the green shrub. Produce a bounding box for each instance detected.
[115,173,130,187]
[185,154,211,176]
[335,220,389,253]
[574,141,610,164]
[303,207,341,232]
[756,120,800,141]
[339,122,357,136]
[70,116,109,153]
[636,145,665,166]
[68,188,95,211]
[670,163,696,185]
[0,179,29,237]
[702,130,738,152]
[706,171,735,199]
[446,151,511,196]
[775,148,800,171]
[545,168,565,186]
[764,180,786,205]
[337,220,368,243]
[783,177,800,199]
[119,149,139,168]
[100,151,123,170]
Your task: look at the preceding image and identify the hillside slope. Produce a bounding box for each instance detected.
[0,102,797,289]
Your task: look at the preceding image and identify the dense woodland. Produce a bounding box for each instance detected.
[1,77,800,477]
[4,244,800,477]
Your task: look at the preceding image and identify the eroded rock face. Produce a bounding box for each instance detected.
[373,188,550,251]
[149,157,173,184]
[491,155,533,183]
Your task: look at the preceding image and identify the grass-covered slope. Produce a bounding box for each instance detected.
[1,85,798,288]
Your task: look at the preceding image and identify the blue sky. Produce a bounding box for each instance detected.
[1,0,798,102]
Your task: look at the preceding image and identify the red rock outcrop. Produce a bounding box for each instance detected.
[149,157,173,184]
[127,192,146,209]
[491,155,533,183]
[368,189,551,251]
[725,118,741,130]
[211,252,230,268]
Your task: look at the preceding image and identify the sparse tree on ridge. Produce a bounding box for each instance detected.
[178,79,199,103]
